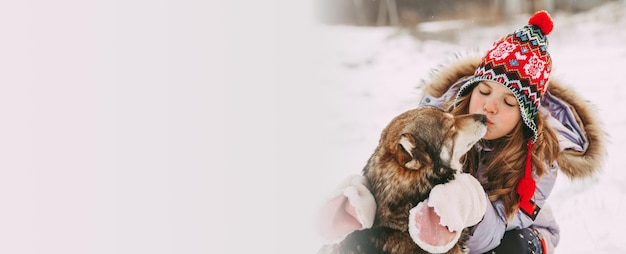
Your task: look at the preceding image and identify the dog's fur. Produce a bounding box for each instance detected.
[322,106,487,254]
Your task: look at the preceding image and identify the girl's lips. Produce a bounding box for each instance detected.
[486,119,494,125]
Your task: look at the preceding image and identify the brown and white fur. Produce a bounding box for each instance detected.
[322,106,486,254]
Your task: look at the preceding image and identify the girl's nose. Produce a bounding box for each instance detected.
[483,100,497,114]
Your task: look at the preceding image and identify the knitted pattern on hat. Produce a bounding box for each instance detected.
[456,10,554,143]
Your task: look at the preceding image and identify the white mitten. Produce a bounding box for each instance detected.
[408,173,487,253]
[316,174,376,243]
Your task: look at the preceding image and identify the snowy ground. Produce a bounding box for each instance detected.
[297,1,626,253]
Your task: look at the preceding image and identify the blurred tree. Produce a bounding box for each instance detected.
[314,0,615,26]
[353,0,367,25]
[377,0,400,26]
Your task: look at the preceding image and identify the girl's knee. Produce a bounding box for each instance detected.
[485,228,544,254]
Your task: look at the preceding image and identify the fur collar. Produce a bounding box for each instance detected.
[418,56,607,179]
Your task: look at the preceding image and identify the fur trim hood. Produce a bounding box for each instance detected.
[418,56,607,179]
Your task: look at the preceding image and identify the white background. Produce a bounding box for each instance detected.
[0,1,309,253]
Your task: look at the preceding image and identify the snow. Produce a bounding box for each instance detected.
[296,1,626,254]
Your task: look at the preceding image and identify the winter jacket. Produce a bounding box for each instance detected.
[417,56,607,253]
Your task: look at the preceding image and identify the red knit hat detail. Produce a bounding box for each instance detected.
[517,140,536,215]
[516,11,553,216]
[528,10,554,35]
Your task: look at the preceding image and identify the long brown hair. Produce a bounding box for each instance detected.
[446,91,560,219]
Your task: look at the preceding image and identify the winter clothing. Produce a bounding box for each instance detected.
[424,173,487,234]
[486,227,545,254]
[408,173,487,253]
[419,54,606,253]
[456,10,555,218]
[316,174,376,243]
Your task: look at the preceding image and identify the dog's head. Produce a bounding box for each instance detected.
[369,106,487,181]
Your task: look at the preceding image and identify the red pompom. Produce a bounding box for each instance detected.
[528,10,554,35]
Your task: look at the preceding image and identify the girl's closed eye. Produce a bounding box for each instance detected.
[478,85,491,95]
[504,98,517,107]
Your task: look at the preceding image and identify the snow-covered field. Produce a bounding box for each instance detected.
[294,1,626,253]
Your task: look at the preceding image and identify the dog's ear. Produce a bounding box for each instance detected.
[398,133,427,170]
[399,133,415,158]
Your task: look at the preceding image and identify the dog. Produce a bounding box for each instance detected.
[321,106,487,254]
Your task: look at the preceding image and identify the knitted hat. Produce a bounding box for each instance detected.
[456,10,555,218]
[456,10,554,144]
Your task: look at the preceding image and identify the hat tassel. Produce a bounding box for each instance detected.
[517,140,536,215]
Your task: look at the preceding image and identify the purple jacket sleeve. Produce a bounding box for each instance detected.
[466,159,559,253]
[465,196,507,253]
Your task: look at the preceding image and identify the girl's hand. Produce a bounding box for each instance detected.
[316,175,376,243]
[409,173,487,253]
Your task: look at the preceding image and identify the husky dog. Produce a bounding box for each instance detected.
[322,106,487,254]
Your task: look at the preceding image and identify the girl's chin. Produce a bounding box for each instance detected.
[482,132,498,140]
[483,133,506,140]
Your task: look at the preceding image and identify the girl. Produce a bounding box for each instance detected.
[318,11,605,254]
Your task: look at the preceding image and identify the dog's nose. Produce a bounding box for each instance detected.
[477,114,487,124]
